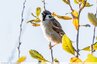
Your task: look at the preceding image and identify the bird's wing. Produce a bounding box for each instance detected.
[51,18,62,29]
[50,18,65,37]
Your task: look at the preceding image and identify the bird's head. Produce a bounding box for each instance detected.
[42,10,53,21]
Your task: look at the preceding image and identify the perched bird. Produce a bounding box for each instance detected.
[41,10,65,47]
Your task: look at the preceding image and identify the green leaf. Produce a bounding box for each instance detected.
[54,58,59,62]
[85,2,93,7]
[88,13,97,26]
[29,50,48,62]
[54,58,59,64]
[36,7,41,17]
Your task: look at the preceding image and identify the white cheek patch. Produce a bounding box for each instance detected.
[46,15,53,20]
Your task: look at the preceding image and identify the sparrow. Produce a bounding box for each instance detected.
[41,10,65,47]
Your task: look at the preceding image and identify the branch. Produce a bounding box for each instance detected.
[42,0,46,10]
[68,0,73,11]
[18,0,26,58]
[49,42,54,64]
[91,0,97,53]
[91,27,96,53]
[76,0,87,57]
[42,0,54,63]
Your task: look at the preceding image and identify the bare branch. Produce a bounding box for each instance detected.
[76,0,87,57]
[18,0,26,58]
[42,0,46,10]
[49,42,54,64]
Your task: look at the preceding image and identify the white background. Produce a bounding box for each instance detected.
[0,0,97,63]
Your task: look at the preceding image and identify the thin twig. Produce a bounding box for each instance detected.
[31,13,38,18]
[91,27,96,53]
[42,0,46,10]
[76,0,87,57]
[18,0,26,58]
[68,0,73,11]
[49,42,54,64]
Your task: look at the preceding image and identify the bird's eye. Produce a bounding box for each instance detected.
[49,16,52,18]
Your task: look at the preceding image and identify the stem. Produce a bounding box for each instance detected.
[18,0,26,58]
[42,0,46,10]
[91,27,96,53]
[76,14,80,57]
[49,42,54,64]
[68,0,73,11]
[76,0,87,57]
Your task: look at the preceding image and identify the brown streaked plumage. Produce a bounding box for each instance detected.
[41,10,65,45]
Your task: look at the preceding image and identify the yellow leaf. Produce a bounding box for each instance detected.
[81,2,93,7]
[82,46,90,51]
[57,16,72,20]
[70,57,82,64]
[84,54,97,62]
[52,12,72,20]
[74,0,79,4]
[34,18,41,22]
[73,18,79,30]
[29,50,48,62]
[17,56,26,63]
[78,0,82,2]
[36,7,41,17]
[27,18,41,23]
[82,42,97,51]
[71,10,79,18]
[40,61,46,64]
[74,0,82,4]
[88,13,97,26]
[32,23,40,27]
[62,0,70,4]
[62,34,75,55]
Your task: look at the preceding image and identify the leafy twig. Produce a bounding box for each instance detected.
[18,0,26,58]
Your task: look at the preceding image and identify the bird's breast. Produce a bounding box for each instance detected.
[41,21,61,43]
